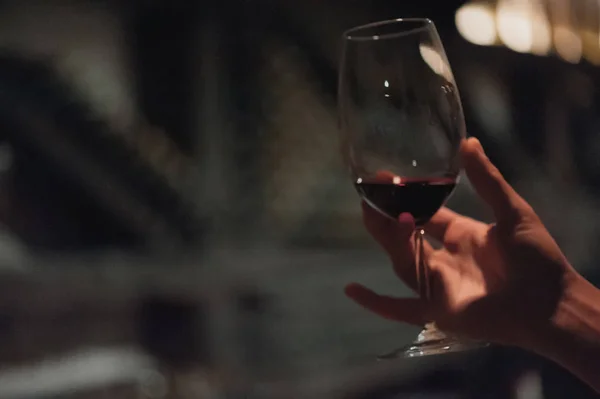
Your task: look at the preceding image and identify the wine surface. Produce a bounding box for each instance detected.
[355,176,456,225]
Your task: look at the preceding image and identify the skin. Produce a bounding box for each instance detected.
[345,137,600,392]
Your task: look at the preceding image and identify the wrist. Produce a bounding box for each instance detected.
[531,270,600,388]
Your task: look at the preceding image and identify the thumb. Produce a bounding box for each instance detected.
[345,283,431,326]
[461,138,526,222]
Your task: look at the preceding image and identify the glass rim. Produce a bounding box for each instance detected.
[343,18,435,42]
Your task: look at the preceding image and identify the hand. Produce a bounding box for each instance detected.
[345,137,579,351]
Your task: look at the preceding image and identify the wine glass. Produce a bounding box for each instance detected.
[338,18,486,358]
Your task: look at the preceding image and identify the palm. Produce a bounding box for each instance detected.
[430,209,568,345]
[427,215,495,316]
[424,212,512,341]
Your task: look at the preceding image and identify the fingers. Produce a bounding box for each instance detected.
[461,138,526,223]
[425,207,459,242]
[362,202,424,291]
[345,283,432,326]
[362,201,414,261]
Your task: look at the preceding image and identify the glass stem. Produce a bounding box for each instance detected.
[415,228,430,301]
[415,228,441,337]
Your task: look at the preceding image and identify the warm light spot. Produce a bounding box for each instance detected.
[392,176,401,185]
[496,0,534,53]
[554,25,582,64]
[530,2,552,55]
[455,2,497,46]
[581,30,600,65]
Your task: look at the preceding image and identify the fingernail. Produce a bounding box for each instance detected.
[398,212,414,225]
[469,137,485,155]
[344,283,364,298]
[398,212,415,230]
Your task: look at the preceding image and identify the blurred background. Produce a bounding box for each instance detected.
[0,0,598,397]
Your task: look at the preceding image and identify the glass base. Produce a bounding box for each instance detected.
[378,323,489,360]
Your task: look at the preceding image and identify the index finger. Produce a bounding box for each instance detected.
[362,202,428,292]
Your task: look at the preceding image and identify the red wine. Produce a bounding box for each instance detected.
[355,176,456,226]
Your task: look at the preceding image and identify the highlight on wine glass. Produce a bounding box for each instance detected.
[338,18,487,358]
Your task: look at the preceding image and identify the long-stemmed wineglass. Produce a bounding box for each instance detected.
[338,18,485,358]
